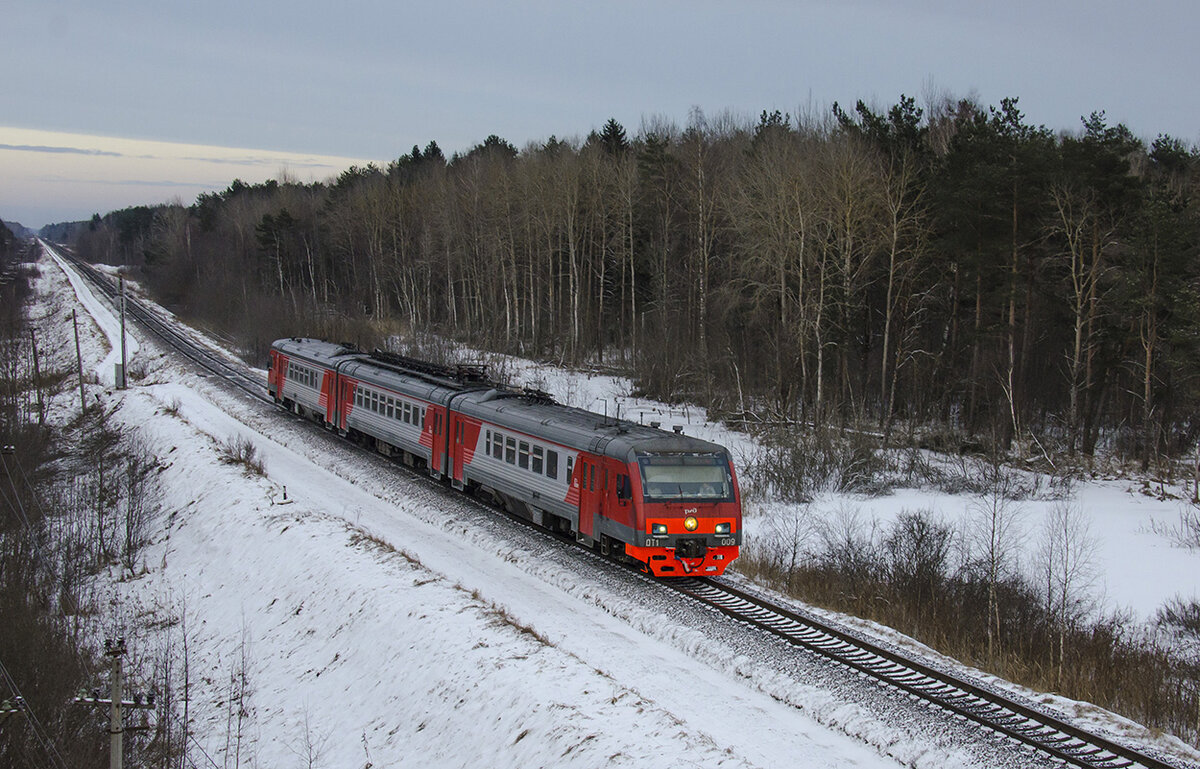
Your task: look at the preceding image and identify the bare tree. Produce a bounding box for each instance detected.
[965,456,1026,664]
[1049,184,1114,454]
[1035,498,1099,685]
[763,502,816,588]
[120,439,159,575]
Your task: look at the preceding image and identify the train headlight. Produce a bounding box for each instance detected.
[651,523,667,536]
[714,522,730,535]
[684,516,698,532]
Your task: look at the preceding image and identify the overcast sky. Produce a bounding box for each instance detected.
[4,0,1198,229]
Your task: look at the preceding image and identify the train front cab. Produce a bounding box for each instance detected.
[622,451,741,577]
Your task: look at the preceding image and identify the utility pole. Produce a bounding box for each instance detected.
[73,310,87,416]
[74,638,154,769]
[29,329,44,425]
[118,276,127,390]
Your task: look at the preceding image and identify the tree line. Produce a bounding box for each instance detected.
[70,94,1200,465]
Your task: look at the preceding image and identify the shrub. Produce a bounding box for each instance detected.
[218,434,265,476]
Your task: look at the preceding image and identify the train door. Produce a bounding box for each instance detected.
[577,455,600,539]
[430,409,445,477]
[449,414,464,484]
[339,378,355,431]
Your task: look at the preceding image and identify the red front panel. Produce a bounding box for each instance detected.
[625,543,739,576]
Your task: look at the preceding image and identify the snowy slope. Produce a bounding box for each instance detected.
[32,244,1200,768]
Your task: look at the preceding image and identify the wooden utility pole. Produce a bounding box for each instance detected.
[29,329,44,425]
[73,310,87,416]
[74,638,154,769]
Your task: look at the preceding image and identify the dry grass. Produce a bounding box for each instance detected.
[217,434,265,476]
[736,545,1200,747]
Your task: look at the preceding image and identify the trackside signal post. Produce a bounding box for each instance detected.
[74,638,154,769]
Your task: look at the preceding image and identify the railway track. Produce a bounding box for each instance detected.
[52,245,1190,769]
[55,248,269,403]
[659,576,1183,769]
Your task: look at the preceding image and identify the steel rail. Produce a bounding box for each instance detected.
[660,577,1185,769]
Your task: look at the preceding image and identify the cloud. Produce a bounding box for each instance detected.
[0,143,124,157]
[43,177,223,189]
[181,154,345,170]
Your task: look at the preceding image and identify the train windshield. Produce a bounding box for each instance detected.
[637,452,732,502]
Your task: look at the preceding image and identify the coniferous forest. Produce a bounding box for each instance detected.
[70,95,1200,467]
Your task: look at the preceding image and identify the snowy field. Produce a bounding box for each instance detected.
[31,243,1200,768]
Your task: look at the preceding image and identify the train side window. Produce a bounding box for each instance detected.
[531,446,544,474]
[386,399,394,419]
[505,437,516,464]
[492,432,503,459]
[485,430,492,455]
[588,464,595,492]
[518,441,530,470]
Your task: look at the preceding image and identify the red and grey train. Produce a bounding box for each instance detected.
[267,338,741,576]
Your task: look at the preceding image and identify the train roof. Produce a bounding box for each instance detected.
[271,338,732,461]
[454,388,728,462]
[273,337,362,363]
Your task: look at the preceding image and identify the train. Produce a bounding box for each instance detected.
[266,338,742,576]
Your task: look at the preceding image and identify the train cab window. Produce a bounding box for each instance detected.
[518,441,530,469]
[505,437,516,464]
[616,474,632,501]
[531,446,544,474]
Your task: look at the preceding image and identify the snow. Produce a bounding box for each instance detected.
[29,243,1200,768]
